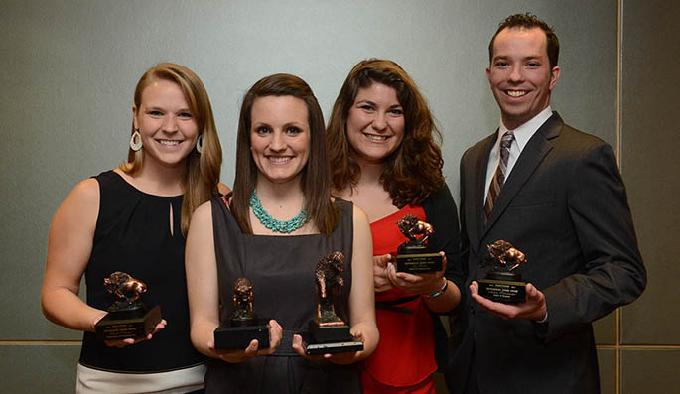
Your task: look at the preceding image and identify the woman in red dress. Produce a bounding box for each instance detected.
[327,59,463,393]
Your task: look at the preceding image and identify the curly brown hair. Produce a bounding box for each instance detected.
[327,59,444,207]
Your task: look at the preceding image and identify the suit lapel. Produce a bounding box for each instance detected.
[480,113,563,241]
[469,133,496,247]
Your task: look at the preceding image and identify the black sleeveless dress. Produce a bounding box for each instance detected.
[205,196,361,394]
[79,170,204,373]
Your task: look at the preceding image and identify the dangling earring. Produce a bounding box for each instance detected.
[196,134,204,154]
[130,129,143,151]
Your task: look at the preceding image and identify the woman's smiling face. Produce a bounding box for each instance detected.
[133,79,199,169]
[249,95,311,185]
[346,82,405,165]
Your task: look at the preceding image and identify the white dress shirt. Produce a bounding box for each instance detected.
[483,106,554,202]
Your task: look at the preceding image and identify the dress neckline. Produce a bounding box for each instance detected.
[370,205,418,225]
[111,170,183,200]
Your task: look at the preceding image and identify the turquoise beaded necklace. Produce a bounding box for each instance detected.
[249,191,308,233]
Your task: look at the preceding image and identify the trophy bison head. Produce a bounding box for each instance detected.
[103,271,147,304]
[397,214,434,243]
[232,277,254,311]
[486,240,527,272]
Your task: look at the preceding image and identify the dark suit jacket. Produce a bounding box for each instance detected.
[447,112,646,394]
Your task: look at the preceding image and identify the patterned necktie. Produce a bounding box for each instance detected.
[484,131,514,219]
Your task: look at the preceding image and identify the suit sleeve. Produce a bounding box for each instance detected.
[542,142,646,340]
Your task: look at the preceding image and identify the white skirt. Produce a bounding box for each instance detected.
[75,363,205,394]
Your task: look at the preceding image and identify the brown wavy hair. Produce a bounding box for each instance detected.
[119,63,222,235]
[327,59,444,207]
[231,73,338,234]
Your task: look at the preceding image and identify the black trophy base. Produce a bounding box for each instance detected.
[478,271,526,304]
[302,322,364,355]
[213,319,270,350]
[396,243,442,274]
[95,305,161,340]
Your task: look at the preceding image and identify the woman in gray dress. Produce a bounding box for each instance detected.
[185,73,378,393]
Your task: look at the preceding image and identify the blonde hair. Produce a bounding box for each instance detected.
[120,63,222,235]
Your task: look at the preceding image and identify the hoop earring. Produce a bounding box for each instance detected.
[130,129,143,152]
[196,134,204,154]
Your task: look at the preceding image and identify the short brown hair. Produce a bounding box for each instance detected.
[231,73,338,234]
[120,63,222,235]
[327,59,444,207]
[488,13,560,69]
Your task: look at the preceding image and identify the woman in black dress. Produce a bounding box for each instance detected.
[42,63,227,393]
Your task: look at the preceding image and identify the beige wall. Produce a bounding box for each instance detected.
[615,0,680,392]
[0,0,676,392]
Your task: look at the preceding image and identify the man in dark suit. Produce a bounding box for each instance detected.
[447,13,646,394]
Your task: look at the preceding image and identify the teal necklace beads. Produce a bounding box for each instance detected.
[249,191,308,233]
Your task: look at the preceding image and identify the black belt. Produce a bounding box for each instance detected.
[375,295,420,314]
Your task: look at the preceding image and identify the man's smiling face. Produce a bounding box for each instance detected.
[486,27,560,129]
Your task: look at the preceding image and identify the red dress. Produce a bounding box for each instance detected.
[361,205,436,393]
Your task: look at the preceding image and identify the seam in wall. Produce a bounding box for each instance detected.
[615,2,623,394]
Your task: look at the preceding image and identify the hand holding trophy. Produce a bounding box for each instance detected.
[213,277,270,350]
[477,240,527,304]
[395,215,443,273]
[302,251,363,355]
[95,272,162,340]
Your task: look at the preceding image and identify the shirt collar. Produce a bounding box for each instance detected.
[498,106,553,151]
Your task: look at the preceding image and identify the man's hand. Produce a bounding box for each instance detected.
[470,281,547,321]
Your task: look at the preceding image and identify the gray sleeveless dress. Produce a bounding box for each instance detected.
[205,196,361,394]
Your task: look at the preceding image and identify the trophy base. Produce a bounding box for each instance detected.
[302,322,364,355]
[304,339,365,355]
[478,272,526,304]
[213,319,270,350]
[95,305,162,340]
[396,243,442,274]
